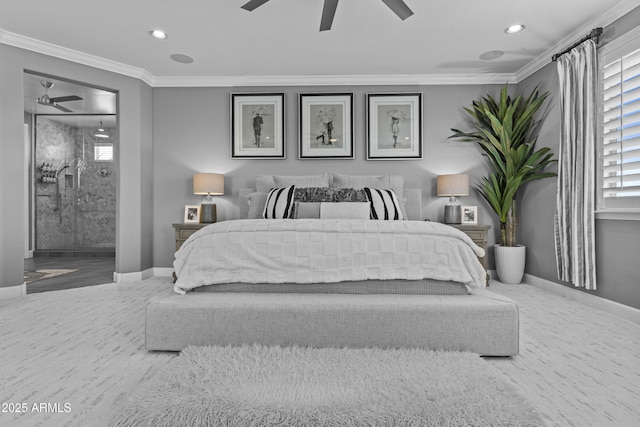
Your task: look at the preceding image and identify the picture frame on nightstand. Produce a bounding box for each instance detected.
[461,206,478,224]
[184,205,201,223]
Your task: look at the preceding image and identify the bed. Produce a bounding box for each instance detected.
[146,173,519,356]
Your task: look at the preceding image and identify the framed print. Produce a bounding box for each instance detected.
[462,206,478,225]
[231,93,285,159]
[299,93,353,159]
[184,205,201,223]
[366,93,422,160]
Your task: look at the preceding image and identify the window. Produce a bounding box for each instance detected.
[94,143,114,162]
[599,28,640,212]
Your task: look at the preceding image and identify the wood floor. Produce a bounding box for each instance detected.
[0,277,638,427]
[24,257,115,293]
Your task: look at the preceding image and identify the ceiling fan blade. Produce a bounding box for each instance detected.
[320,0,339,31]
[380,0,414,20]
[53,103,73,113]
[50,95,83,103]
[241,0,270,11]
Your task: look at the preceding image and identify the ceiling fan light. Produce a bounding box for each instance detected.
[94,121,109,139]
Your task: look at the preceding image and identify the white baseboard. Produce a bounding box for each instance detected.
[0,283,27,300]
[524,273,640,326]
[113,268,155,283]
[113,267,174,283]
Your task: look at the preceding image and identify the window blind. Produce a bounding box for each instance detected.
[600,37,640,209]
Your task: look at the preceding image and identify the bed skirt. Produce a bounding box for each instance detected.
[192,279,469,295]
[145,290,519,356]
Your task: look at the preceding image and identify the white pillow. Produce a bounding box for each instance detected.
[247,192,268,219]
[263,186,296,219]
[256,174,330,193]
[363,188,404,220]
[320,202,371,219]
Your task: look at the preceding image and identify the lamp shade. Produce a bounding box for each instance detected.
[437,174,469,197]
[193,173,224,196]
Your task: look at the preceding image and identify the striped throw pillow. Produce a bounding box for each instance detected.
[363,188,405,220]
[263,185,296,219]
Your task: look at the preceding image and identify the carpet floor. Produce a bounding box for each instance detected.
[114,344,543,427]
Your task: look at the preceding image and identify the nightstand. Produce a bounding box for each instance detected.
[172,223,208,251]
[448,224,491,283]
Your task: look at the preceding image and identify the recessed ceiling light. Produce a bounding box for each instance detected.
[170,53,194,64]
[505,24,525,34]
[149,30,168,40]
[479,50,505,60]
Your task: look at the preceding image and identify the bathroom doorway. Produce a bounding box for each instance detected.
[23,71,118,292]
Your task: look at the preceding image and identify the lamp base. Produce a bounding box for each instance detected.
[443,205,461,224]
[200,204,217,223]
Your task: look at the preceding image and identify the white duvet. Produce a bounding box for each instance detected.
[173,219,487,294]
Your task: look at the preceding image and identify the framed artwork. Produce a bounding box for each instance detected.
[231,93,285,159]
[299,93,353,159]
[462,206,478,225]
[366,93,422,160]
[184,205,201,223]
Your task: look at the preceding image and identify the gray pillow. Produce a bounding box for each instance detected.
[294,202,321,219]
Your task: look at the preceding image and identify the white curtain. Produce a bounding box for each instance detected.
[555,40,597,290]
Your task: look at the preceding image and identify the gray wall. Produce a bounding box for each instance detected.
[0,43,153,292]
[151,84,504,267]
[518,9,640,310]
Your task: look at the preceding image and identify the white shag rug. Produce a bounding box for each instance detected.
[114,345,544,427]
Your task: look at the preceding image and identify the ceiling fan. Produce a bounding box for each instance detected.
[37,80,83,113]
[241,0,414,31]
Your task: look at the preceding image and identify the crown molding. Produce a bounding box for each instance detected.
[1,27,515,87]
[515,0,640,82]
[0,28,154,86]
[149,73,517,87]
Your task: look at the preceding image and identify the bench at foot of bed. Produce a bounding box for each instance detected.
[145,291,519,356]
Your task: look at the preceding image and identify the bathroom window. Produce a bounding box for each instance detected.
[94,143,114,162]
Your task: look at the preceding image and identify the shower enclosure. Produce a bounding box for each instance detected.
[33,114,117,254]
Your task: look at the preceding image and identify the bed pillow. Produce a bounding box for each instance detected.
[364,188,405,220]
[256,174,330,193]
[247,192,269,219]
[294,202,321,219]
[263,186,296,219]
[320,202,371,219]
[332,173,407,218]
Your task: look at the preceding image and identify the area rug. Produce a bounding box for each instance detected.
[23,269,78,284]
[114,345,544,427]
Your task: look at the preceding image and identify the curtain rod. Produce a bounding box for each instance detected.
[552,27,603,61]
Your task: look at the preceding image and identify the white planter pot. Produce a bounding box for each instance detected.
[494,244,526,284]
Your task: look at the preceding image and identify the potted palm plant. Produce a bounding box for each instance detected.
[449,84,556,284]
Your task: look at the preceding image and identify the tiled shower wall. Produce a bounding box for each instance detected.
[35,117,117,250]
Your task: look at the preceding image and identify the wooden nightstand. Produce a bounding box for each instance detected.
[172,223,208,251]
[448,224,491,283]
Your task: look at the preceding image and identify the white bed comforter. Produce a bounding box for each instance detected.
[173,219,487,294]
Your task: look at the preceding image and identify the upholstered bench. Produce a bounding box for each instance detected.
[145,290,519,356]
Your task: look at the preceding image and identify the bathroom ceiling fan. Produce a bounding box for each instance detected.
[241,0,414,31]
[37,80,83,113]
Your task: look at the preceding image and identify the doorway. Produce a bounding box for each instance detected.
[23,71,118,293]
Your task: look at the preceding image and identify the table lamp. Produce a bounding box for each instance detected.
[437,174,469,224]
[193,173,224,223]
